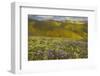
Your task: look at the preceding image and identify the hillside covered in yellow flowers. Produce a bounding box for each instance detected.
[28,15,88,60]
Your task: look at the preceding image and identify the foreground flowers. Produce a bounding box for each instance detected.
[28,36,88,60]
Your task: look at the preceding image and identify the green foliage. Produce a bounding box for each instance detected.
[28,36,88,60]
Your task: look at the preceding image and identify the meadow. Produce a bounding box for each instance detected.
[28,15,88,60]
[28,36,87,60]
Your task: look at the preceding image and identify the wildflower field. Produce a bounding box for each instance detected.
[28,36,87,60]
[28,15,88,60]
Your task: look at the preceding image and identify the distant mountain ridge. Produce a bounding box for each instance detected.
[28,15,88,22]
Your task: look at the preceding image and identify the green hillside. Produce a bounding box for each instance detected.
[28,19,88,41]
[28,17,88,60]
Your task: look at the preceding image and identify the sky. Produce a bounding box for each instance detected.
[28,15,88,21]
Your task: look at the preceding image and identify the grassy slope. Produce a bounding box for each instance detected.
[28,19,88,60]
[28,19,88,41]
